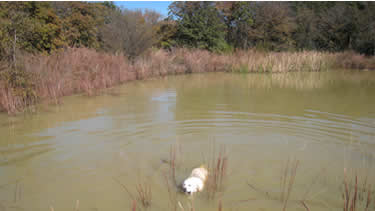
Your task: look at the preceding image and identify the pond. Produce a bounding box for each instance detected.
[0,71,375,211]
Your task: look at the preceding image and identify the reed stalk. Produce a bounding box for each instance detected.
[74,200,79,211]
[282,159,299,211]
[206,144,228,200]
[135,182,152,208]
[163,173,177,211]
[342,168,374,211]
[132,199,137,211]
[218,199,223,211]
[300,200,310,211]
[170,144,177,185]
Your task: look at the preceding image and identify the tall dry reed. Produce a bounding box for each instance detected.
[245,157,299,210]
[281,158,299,211]
[333,51,375,70]
[230,50,333,73]
[135,182,152,208]
[342,168,374,211]
[1,47,358,114]
[206,144,228,200]
[113,177,152,208]
[163,173,178,211]
[169,144,177,185]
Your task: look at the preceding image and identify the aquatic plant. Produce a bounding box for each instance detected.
[170,144,177,185]
[334,51,375,70]
[49,200,79,211]
[132,199,137,211]
[113,177,152,209]
[206,144,228,200]
[218,199,223,211]
[136,182,152,208]
[163,173,178,211]
[342,168,374,211]
[280,158,299,211]
[245,157,299,210]
[300,200,310,211]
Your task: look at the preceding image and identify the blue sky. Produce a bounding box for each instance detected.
[114,1,172,17]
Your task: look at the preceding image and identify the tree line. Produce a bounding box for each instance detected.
[0,1,161,62]
[0,1,374,63]
[164,2,375,55]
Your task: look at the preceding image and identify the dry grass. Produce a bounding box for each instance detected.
[281,158,299,211]
[0,48,135,113]
[300,200,310,211]
[206,144,228,200]
[159,143,183,211]
[135,182,152,208]
[245,157,299,210]
[342,168,374,211]
[49,200,79,211]
[169,144,177,186]
[113,177,152,209]
[218,199,223,211]
[0,47,369,114]
[334,51,375,70]
[132,199,137,211]
[229,50,332,73]
[163,173,178,211]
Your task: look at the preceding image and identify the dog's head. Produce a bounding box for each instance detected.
[182,177,203,194]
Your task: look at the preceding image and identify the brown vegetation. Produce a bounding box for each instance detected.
[245,158,299,210]
[281,158,299,211]
[206,144,228,200]
[113,177,152,209]
[135,182,152,208]
[0,47,373,114]
[333,51,375,70]
[342,168,374,211]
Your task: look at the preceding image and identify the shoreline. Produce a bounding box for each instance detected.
[0,48,373,114]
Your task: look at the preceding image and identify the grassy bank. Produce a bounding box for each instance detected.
[0,48,373,114]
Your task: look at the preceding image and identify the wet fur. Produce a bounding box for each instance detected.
[182,167,208,194]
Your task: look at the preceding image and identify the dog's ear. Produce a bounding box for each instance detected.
[199,164,206,169]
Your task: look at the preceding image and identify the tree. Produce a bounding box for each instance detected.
[0,2,65,62]
[353,2,375,55]
[245,2,296,51]
[155,19,178,50]
[292,5,319,50]
[100,9,161,58]
[168,2,229,52]
[315,3,359,51]
[52,2,107,49]
[221,2,255,49]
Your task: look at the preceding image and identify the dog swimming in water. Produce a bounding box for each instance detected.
[182,166,208,194]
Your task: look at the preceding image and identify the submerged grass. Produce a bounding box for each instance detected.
[342,168,374,211]
[170,144,177,186]
[206,144,228,200]
[164,173,178,211]
[136,182,152,208]
[1,47,368,114]
[32,153,375,211]
[113,177,152,209]
[281,158,299,211]
[245,157,300,210]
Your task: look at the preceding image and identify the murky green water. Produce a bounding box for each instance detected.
[1,72,375,211]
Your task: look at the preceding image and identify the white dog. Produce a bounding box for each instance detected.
[182,166,208,194]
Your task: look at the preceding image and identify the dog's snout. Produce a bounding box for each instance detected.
[182,186,192,194]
